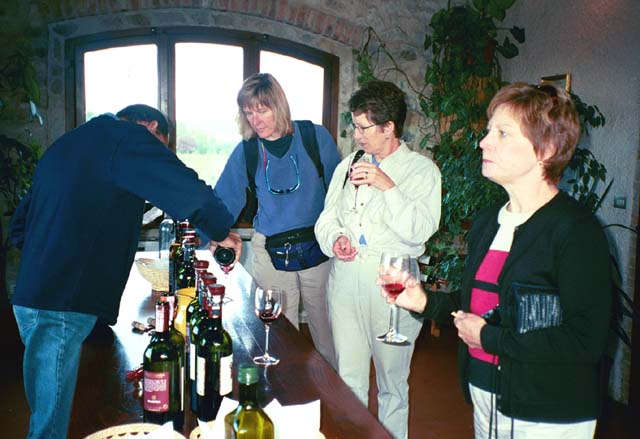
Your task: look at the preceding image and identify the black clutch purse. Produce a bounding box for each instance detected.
[511,282,562,334]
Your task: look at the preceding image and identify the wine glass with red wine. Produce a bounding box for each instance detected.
[377,252,414,345]
[253,287,283,366]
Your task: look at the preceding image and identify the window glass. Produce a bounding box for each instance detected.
[175,43,244,185]
[79,35,334,191]
[84,45,158,120]
[260,51,324,124]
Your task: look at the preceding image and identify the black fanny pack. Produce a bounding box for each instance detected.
[264,226,329,271]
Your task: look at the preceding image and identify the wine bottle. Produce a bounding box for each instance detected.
[196,284,233,421]
[224,364,274,439]
[143,300,185,429]
[187,275,217,413]
[174,236,199,338]
[159,292,186,414]
[168,220,185,294]
[158,213,176,259]
[186,273,217,354]
[214,246,236,274]
[187,271,215,337]
[171,221,194,293]
[176,236,197,292]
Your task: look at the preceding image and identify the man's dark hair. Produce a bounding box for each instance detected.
[348,80,407,138]
[116,104,169,136]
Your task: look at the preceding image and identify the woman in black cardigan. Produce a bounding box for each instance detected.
[382,82,612,438]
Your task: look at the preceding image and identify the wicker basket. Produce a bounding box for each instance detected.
[83,422,186,439]
[135,258,170,292]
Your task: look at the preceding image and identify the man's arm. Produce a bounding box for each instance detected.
[111,127,235,241]
[7,189,32,250]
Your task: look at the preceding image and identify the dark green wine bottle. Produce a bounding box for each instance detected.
[176,236,196,290]
[187,275,218,413]
[159,291,185,419]
[143,300,184,429]
[224,364,274,439]
[196,284,233,422]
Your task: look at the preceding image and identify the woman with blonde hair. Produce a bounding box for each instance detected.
[214,73,339,367]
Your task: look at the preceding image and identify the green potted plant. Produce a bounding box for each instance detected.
[420,0,524,289]
[348,2,610,292]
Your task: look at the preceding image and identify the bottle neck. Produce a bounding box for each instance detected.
[238,382,260,405]
[155,302,170,333]
[208,300,223,321]
[160,293,176,326]
[181,244,195,270]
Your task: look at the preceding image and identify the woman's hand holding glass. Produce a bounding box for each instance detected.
[350,160,396,192]
[376,253,419,345]
[380,272,428,314]
[349,155,371,212]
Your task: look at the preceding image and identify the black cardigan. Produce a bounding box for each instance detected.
[421,191,612,422]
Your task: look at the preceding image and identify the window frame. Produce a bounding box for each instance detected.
[66,26,340,151]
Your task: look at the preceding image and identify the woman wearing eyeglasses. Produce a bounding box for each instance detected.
[213,73,340,368]
[383,82,612,439]
[315,80,441,439]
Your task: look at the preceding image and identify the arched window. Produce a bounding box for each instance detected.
[69,28,339,186]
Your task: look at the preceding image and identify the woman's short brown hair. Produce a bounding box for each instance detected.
[236,73,293,140]
[487,82,580,184]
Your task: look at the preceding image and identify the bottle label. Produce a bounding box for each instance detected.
[143,370,170,413]
[180,366,184,411]
[196,355,206,396]
[190,344,196,381]
[219,354,233,395]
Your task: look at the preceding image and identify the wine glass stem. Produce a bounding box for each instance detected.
[264,324,271,358]
[390,303,400,334]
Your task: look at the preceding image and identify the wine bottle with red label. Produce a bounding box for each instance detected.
[143,300,185,429]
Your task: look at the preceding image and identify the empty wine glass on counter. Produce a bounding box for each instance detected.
[253,287,283,366]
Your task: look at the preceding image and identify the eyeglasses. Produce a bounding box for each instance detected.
[265,155,301,195]
[350,122,378,134]
[534,84,559,105]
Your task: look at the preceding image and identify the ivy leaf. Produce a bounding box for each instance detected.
[510,26,525,43]
[496,37,518,58]
[472,0,489,13]
[424,34,432,51]
[486,3,504,20]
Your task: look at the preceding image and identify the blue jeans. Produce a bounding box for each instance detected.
[13,305,97,439]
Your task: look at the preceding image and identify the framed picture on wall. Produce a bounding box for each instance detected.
[540,73,572,92]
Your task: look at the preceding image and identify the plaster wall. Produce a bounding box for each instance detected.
[503,0,640,403]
